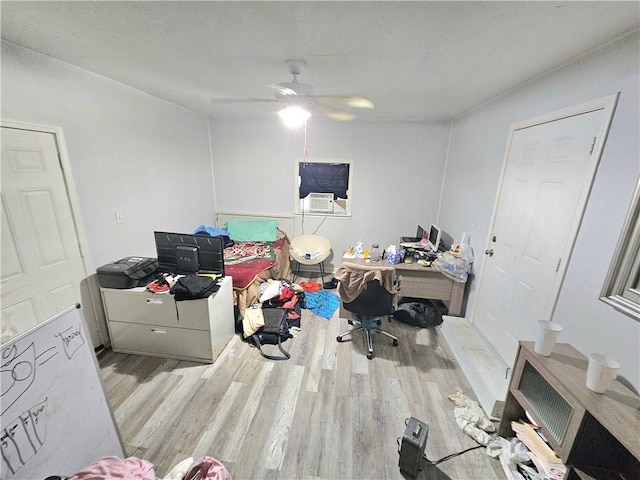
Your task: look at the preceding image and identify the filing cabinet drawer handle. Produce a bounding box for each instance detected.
[146,298,163,304]
[151,328,167,334]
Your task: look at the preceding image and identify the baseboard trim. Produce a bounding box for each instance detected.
[441,315,510,420]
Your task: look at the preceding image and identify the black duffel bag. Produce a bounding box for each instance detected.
[393,298,446,328]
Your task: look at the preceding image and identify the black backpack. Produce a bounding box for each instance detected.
[250,308,292,360]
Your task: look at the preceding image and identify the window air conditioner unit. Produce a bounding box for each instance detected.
[308,192,334,213]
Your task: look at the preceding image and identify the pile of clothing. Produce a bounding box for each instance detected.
[59,455,229,480]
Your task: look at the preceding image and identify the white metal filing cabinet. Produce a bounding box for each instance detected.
[101,275,234,363]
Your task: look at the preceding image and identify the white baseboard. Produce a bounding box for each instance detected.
[441,315,510,420]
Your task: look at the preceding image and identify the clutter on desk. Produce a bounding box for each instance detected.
[432,241,474,283]
[343,245,357,258]
[403,247,437,264]
[370,243,381,262]
[344,238,383,262]
[344,238,368,259]
[386,245,405,264]
[399,241,422,249]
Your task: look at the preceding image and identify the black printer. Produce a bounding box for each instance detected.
[97,256,159,289]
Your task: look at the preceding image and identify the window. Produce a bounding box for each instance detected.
[601,179,640,321]
[295,159,352,216]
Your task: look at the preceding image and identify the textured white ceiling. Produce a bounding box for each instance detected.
[2,1,639,121]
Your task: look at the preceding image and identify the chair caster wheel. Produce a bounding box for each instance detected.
[337,336,343,342]
[376,319,382,326]
[367,352,373,360]
[347,319,353,325]
[393,339,398,346]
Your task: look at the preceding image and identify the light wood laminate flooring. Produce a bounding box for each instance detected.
[99,307,505,479]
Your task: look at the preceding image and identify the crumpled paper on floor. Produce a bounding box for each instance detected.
[487,436,563,480]
[487,436,532,480]
[487,436,529,463]
[448,391,496,445]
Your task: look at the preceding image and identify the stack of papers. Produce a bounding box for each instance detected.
[511,421,566,480]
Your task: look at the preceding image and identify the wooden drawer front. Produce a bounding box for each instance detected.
[400,271,452,300]
[102,289,179,326]
[109,321,212,362]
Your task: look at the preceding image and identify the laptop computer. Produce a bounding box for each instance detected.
[401,225,425,243]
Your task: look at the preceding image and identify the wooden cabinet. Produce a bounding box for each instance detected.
[499,341,639,479]
[101,276,234,363]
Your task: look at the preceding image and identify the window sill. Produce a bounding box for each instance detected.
[295,211,351,218]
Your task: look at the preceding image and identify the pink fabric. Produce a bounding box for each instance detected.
[68,456,155,480]
[184,456,231,480]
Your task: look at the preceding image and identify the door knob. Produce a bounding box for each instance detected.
[484,249,494,257]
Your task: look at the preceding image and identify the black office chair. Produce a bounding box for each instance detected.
[335,264,401,360]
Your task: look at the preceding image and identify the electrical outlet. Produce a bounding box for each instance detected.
[115,212,124,224]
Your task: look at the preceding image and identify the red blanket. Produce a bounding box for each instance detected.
[225,258,274,289]
[223,234,289,290]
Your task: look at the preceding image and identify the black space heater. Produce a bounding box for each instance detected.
[398,417,429,478]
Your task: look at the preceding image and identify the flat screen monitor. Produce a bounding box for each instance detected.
[154,231,225,275]
[428,223,442,252]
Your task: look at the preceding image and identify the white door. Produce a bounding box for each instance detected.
[473,100,616,365]
[1,127,87,343]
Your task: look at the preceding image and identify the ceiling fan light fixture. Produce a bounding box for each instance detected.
[211,59,371,122]
[278,105,311,128]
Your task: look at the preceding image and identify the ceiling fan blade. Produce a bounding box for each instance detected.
[316,104,357,121]
[212,60,372,118]
[266,83,298,97]
[325,110,357,121]
[314,95,375,109]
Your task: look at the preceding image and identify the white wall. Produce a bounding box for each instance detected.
[210,119,450,271]
[441,31,640,389]
[1,42,216,268]
[1,41,215,344]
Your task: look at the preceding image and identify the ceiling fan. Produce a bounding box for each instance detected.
[212,59,374,121]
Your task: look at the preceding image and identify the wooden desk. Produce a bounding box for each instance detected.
[342,258,466,316]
